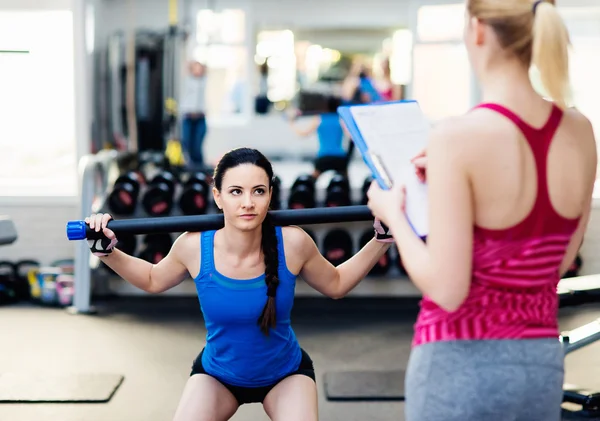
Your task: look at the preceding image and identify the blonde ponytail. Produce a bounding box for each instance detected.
[532,2,571,109]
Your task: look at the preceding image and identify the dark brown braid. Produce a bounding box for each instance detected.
[257,212,279,335]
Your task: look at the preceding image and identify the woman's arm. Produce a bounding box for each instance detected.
[559,112,597,276]
[88,214,192,293]
[101,233,191,293]
[377,120,474,311]
[285,226,391,299]
[289,116,320,137]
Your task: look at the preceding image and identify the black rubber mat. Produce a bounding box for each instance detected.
[323,369,405,401]
[0,373,124,403]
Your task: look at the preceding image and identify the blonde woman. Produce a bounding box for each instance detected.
[367,1,597,420]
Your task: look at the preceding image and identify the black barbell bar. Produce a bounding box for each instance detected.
[66,205,374,241]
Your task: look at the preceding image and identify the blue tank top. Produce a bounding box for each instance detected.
[317,113,346,158]
[359,77,383,103]
[194,226,302,387]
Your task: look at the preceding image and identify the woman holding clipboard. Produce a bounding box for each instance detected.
[366,1,597,420]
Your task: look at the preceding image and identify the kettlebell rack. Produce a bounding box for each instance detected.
[73,152,420,314]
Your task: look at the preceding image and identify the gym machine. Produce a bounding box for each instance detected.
[0,216,17,246]
[558,276,600,418]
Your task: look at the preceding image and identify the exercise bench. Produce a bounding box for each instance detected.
[558,275,600,418]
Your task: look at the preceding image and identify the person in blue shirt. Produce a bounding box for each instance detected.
[289,96,348,179]
[85,147,393,421]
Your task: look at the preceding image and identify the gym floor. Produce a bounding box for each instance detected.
[2,296,600,421]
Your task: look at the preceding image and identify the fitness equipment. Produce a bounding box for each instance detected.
[141,170,177,216]
[107,172,144,216]
[325,173,351,208]
[116,234,138,256]
[270,175,282,210]
[36,267,62,305]
[135,32,167,152]
[557,276,600,417]
[67,205,374,241]
[68,203,377,313]
[179,172,210,215]
[322,229,354,267]
[288,174,316,209]
[13,259,40,300]
[138,233,173,264]
[56,274,75,307]
[0,261,17,304]
[361,175,374,205]
[359,230,391,276]
[0,216,17,246]
[564,253,583,278]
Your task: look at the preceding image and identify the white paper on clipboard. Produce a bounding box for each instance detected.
[350,101,430,237]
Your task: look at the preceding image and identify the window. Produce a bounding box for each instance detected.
[194,9,248,122]
[390,29,413,85]
[417,4,465,43]
[0,10,76,197]
[255,30,296,102]
[412,43,471,120]
[412,4,471,120]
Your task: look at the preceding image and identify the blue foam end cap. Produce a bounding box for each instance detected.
[66,220,87,241]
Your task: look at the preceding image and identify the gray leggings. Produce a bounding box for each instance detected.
[405,339,564,421]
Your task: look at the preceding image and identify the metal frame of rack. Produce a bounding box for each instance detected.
[72,150,120,314]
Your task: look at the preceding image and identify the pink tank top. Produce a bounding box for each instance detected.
[412,103,581,347]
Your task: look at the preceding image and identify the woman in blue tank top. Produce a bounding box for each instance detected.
[289,96,349,179]
[85,147,393,421]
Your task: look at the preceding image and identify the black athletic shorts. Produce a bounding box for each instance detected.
[190,348,316,405]
[314,155,348,174]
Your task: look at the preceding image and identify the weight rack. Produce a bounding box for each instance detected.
[72,152,419,314]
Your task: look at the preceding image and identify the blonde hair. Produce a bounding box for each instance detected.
[467,0,571,109]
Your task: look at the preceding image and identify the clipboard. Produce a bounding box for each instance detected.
[337,100,429,237]
[337,100,417,190]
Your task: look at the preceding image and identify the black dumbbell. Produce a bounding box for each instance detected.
[142,171,177,216]
[270,175,282,210]
[325,173,351,207]
[0,261,17,304]
[361,175,374,205]
[322,229,354,267]
[288,174,316,209]
[564,253,583,278]
[13,259,40,300]
[138,233,173,264]
[116,234,138,255]
[179,172,210,215]
[359,230,391,276]
[107,172,143,216]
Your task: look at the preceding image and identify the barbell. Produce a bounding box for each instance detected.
[66,205,374,241]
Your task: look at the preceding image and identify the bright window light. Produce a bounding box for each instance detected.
[417,4,465,43]
[0,10,76,197]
